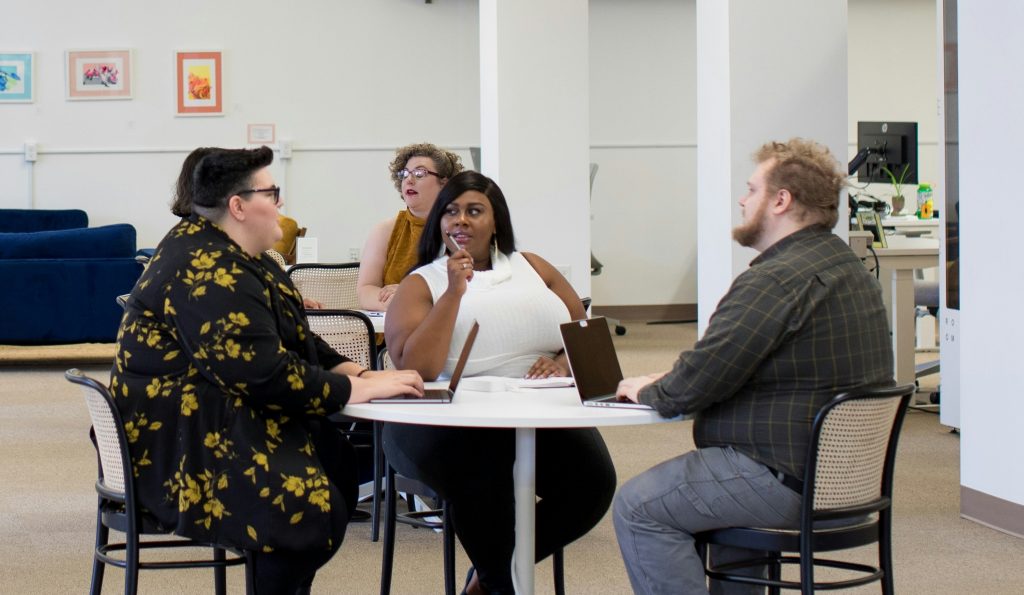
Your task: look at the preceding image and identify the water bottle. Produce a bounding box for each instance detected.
[916,183,933,219]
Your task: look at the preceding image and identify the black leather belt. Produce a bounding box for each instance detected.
[766,466,804,495]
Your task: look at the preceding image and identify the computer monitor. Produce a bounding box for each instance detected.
[851,121,918,184]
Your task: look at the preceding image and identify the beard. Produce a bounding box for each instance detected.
[731,199,769,247]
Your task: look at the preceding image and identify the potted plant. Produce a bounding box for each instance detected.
[881,164,911,215]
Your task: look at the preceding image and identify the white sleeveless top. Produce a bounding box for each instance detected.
[412,251,570,379]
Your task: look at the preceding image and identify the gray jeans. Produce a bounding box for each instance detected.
[613,446,802,594]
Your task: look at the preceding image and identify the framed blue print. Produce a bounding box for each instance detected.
[0,53,33,102]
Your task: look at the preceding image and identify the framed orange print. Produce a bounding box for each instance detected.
[176,51,222,116]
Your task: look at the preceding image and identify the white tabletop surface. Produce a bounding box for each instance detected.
[342,384,667,428]
[356,310,385,333]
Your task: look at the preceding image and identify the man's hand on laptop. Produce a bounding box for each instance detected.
[616,372,667,403]
[525,355,569,380]
[348,370,424,403]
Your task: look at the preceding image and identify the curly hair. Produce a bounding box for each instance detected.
[754,138,846,229]
[388,142,464,193]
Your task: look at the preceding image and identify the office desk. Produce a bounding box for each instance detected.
[873,236,940,386]
[343,386,669,595]
[881,215,940,238]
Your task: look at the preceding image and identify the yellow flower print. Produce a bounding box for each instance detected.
[181,392,198,415]
[287,374,304,391]
[145,378,162,398]
[308,488,331,512]
[145,329,162,347]
[204,497,227,520]
[179,475,201,511]
[191,251,217,270]
[228,312,250,327]
[282,475,305,497]
[204,432,220,449]
[265,419,280,441]
[213,268,236,289]
[253,451,269,471]
[224,339,241,358]
[124,421,140,444]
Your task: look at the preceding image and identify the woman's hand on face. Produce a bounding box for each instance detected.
[444,248,475,296]
[525,356,569,379]
[347,369,424,404]
[378,284,399,306]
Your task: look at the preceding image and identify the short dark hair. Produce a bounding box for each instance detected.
[170,147,216,217]
[414,171,516,270]
[192,146,275,214]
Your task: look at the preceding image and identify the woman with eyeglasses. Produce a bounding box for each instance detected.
[356,142,464,311]
[111,146,424,593]
[383,171,617,595]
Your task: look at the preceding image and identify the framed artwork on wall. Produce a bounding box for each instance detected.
[176,50,223,116]
[66,49,132,100]
[0,52,34,103]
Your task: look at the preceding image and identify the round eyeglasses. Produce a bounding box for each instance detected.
[397,168,441,181]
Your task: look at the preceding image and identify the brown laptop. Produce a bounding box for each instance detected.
[559,317,652,410]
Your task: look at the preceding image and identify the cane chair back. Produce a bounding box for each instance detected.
[264,249,288,270]
[697,383,915,595]
[65,369,250,595]
[288,262,361,310]
[305,309,376,370]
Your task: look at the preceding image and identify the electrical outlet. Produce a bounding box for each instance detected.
[24,141,37,162]
[349,248,360,262]
[279,139,293,159]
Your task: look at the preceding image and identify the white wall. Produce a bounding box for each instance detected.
[958,0,1024,507]
[2,0,939,309]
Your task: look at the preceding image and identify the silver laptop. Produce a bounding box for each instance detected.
[559,317,652,410]
[370,321,479,403]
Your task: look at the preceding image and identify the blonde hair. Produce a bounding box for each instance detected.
[754,138,845,228]
[388,143,464,193]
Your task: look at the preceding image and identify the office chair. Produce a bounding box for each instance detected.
[696,384,914,594]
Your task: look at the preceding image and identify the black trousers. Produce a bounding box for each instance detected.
[249,420,358,595]
[384,424,617,594]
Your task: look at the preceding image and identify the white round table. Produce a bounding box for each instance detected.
[343,385,672,595]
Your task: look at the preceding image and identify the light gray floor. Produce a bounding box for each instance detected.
[2,321,1022,594]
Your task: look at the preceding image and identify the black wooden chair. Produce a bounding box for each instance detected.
[696,383,915,594]
[65,368,251,595]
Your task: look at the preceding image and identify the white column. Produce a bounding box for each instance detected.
[696,0,848,332]
[479,0,591,298]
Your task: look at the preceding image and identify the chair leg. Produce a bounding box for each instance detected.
[371,421,383,542]
[442,501,456,595]
[768,553,781,595]
[90,503,108,595]
[553,548,565,595]
[380,465,398,595]
[244,550,256,595]
[879,511,895,595]
[213,547,227,595]
[125,524,140,595]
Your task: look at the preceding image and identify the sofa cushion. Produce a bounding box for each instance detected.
[0,224,137,260]
[0,208,88,232]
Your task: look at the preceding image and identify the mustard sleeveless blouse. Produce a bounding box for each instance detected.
[383,210,425,286]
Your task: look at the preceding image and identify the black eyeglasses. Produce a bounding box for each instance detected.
[397,168,441,181]
[238,186,281,205]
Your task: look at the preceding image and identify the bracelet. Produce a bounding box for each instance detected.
[356,368,370,378]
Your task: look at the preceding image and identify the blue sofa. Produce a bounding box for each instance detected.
[1,210,143,344]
